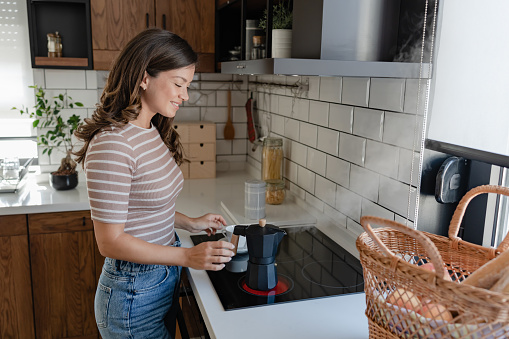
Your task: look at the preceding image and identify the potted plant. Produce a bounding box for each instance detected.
[259,0,293,58]
[12,85,84,190]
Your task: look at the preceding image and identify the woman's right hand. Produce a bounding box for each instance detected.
[184,240,235,271]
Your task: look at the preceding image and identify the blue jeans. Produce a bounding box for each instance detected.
[95,236,182,339]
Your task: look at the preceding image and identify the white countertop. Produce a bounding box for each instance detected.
[0,170,369,338]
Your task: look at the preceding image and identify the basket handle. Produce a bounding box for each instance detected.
[360,216,446,279]
[448,185,509,252]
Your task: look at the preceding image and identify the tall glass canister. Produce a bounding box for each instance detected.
[262,137,283,182]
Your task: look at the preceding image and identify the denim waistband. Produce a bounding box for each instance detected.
[105,233,181,273]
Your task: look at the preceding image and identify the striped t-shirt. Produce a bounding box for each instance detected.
[85,122,183,246]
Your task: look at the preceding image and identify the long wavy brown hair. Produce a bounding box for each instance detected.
[74,28,198,166]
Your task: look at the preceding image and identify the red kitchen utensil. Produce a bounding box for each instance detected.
[246,94,256,143]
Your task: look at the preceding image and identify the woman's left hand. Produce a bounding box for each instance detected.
[187,213,227,236]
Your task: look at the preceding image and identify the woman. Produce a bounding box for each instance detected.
[74,28,234,338]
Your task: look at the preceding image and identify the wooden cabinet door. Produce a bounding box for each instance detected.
[0,215,35,339]
[91,0,155,70]
[167,0,215,72]
[28,211,101,339]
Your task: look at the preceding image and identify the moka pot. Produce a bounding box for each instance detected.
[231,219,286,290]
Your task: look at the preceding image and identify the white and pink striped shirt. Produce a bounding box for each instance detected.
[85,122,183,246]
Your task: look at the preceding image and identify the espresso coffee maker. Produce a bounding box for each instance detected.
[231,219,286,290]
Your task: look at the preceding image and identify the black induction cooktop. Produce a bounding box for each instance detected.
[191,225,364,311]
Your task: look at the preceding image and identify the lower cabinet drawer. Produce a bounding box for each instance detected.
[189,161,216,179]
[189,143,215,161]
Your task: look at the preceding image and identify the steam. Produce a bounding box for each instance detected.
[393,0,437,63]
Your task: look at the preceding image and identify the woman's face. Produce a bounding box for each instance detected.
[139,65,195,125]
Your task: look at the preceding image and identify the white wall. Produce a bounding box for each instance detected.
[427,0,509,156]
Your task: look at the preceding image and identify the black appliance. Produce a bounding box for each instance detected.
[232,220,286,290]
[191,225,364,311]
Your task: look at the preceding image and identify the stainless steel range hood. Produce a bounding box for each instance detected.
[221,0,432,79]
[221,58,431,78]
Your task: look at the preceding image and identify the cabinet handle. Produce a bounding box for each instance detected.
[82,217,86,226]
[200,125,204,129]
[200,143,204,147]
[162,14,166,30]
[200,161,204,165]
[236,65,246,69]
[146,13,149,28]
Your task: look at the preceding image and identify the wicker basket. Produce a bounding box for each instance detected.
[356,185,509,339]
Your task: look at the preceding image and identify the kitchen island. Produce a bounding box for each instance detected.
[0,170,369,339]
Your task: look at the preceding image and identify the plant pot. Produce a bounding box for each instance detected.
[271,29,292,58]
[49,172,78,190]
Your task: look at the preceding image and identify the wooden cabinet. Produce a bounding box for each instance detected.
[0,215,35,339]
[28,210,104,339]
[174,121,216,179]
[91,0,215,72]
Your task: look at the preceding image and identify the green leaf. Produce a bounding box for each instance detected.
[42,149,47,154]
[32,120,39,128]
[75,102,84,107]
[48,149,52,156]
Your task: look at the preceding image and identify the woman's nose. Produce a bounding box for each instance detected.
[180,87,189,101]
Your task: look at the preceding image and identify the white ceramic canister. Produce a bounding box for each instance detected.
[244,179,266,220]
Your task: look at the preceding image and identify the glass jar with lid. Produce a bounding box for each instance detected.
[262,137,283,182]
[266,179,285,205]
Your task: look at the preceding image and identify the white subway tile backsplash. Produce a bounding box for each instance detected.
[269,93,279,113]
[45,69,86,89]
[342,77,370,107]
[315,175,336,207]
[309,101,329,127]
[305,192,325,212]
[297,165,315,193]
[326,155,350,187]
[383,112,423,149]
[203,107,227,123]
[86,70,98,89]
[59,108,88,122]
[353,107,384,141]
[349,165,379,201]
[232,107,247,123]
[33,69,45,88]
[398,148,420,186]
[188,90,215,106]
[365,140,399,179]
[284,118,300,141]
[278,96,292,117]
[317,127,339,156]
[271,114,285,136]
[369,78,405,112]
[289,181,306,201]
[378,176,416,220]
[96,71,108,90]
[216,140,232,155]
[233,139,247,154]
[289,141,307,167]
[346,218,364,237]
[66,89,100,108]
[361,199,394,220]
[319,77,342,103]
[306,76,320,100]
[404,79,428,115]
[306,148,326,176]
[174,107,200,121]
[233,123,247,139]
[285,159,298,183]
[299,122,317,147]
[338,133,366,167]
[335,185,362,221]
[289,98,309,121]
[329,104,353,133]
[323,204,347,228]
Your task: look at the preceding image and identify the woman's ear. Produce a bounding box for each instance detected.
[140,71,149,91]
